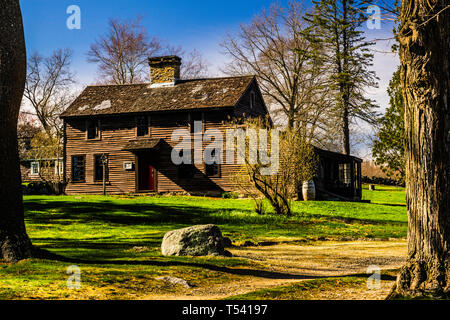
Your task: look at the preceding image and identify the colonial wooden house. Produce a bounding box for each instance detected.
[60,56,269,195]
[61,55,362,200]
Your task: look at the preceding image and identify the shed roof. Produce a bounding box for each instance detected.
[61,76,255,118]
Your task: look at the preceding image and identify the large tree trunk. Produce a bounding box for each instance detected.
[0,0,33,262]
[391,0,450,298]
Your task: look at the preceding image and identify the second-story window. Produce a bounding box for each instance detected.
[190,113,204,134]
[86,119,100,140]
[136,116,149,137]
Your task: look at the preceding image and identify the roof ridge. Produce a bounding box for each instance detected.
[83,75,255,88]
[86,83,148,88]
[179,75,255,82]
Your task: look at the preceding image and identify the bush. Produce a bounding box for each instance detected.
[22,181,66,195]
[222,192,239,199]
[362,176,405,187]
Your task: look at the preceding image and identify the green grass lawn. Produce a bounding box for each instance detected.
[0,184,407,299]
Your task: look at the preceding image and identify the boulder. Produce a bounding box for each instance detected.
[222,237,233,248]
[155,276,194,288]
[161,224,232,257]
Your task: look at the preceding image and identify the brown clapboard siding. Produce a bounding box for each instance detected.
[62,76,270,195]
[64,109,254,195]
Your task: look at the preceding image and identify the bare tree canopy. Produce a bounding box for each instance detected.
[221,2,338,148]
[17,111,41,159]
[87,16,162,84]
[87,16,209,84]
[0,0,33,262]
[23,48,75,138]
[167,46,210,79]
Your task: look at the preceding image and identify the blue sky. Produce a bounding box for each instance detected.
[20,0,398,156]
[20,0,397,83]
[21,0,304,85]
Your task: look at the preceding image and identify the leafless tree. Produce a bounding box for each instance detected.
[167,46,210,79]
[23,48,75,139]
[221,2,335,147]
[87,17,209,84]
[234,118,317,216]
[87,17,162,84]
[17,112,40,159]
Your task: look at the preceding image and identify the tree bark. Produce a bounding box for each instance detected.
[390,0,450,298]
[0,0,33,262]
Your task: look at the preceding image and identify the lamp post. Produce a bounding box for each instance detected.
[101,154,108,196]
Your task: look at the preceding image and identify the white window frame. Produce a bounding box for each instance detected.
[55,160,64,176]
[31,161,40,176]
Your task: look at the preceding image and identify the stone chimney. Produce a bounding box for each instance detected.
[148,55,182,87]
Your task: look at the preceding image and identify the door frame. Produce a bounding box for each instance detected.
[135,153,157,192]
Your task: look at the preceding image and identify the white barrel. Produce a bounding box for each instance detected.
[302,181,316,201]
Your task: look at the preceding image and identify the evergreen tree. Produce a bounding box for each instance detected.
[372,67,405,183]
[305,0,379,154]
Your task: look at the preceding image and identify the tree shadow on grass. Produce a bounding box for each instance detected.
[304,213,407,226]
[23,199,256,227]
[31,247,397,282]
[24,198,401,282]
[373,203,406,208]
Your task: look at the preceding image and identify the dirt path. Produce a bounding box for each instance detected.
[143,240,407,300]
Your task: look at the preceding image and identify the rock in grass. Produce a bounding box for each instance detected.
[222,237,233,248]
[156,276,194,288]
[161,224,232,257]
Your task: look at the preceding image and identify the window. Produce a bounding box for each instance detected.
[205,149,221,177]
[136,116,149,137]
[54,160,64,176]
[190,113,204,134]
[94,154,109,182]
[72,155,86,182]
[338,163,352,185]
[250,91,256,109]
[86,119,100,140]
[178,164,194,179]
[31,161,40,176]
[205,163,220,177]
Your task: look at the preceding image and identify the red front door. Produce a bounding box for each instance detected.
[138,156,156,191]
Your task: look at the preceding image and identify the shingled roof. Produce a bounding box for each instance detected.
[61,76,255,118]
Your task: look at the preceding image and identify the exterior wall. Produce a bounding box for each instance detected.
[64,110,256,195]
[21,162,42,182]
[65,116,137,195]
[234,80,268,118]
[21,160,63,183]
